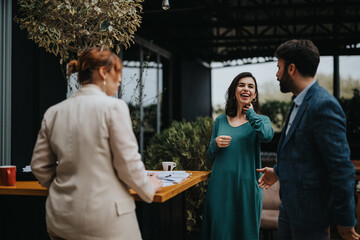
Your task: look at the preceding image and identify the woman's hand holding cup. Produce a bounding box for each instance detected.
[216,135,232,148]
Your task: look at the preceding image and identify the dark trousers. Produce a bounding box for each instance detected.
[278,205,329,240]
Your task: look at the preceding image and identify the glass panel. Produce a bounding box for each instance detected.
[316,56,333,95]
[121,62,163,134]
[120,58,163,154]
[339,56,360,99]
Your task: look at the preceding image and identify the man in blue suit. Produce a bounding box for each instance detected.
[257,39,359,240]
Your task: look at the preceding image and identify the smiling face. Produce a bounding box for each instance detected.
[235,77,257,106]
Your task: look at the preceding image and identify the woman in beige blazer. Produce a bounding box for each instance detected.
[31,47,162,240]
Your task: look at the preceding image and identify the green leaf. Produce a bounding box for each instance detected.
[94,6,101,13]
[99,21,110,31]
[53,44,59,55]
[69,7,76,15]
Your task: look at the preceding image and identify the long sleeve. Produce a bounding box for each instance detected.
[31,117,58,189]
[206,116,220,161]
[246,108,274,143]
[313,99,356,227]
[109,100,155,203]
[273,164,279,177]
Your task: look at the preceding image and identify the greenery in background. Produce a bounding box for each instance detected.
[213,73,359,131]
[260,73,360,102]
[144,116,214,233]
[212,104,225,118]
[261,100,292,131]
[118,55,162,137]
[339,88,360,137]
[15,0,143,63]
[128,103,157,135]
[212,101,292,131]
[317,73,360,98]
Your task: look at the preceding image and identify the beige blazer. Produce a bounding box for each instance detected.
[31,84,154,240]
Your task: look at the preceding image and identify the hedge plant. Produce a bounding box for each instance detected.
[339,88,360,137]
[144,116,214,232]
[260,100,292,130]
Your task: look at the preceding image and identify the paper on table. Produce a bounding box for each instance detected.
[23,165,32,172]
[146,171,191,186]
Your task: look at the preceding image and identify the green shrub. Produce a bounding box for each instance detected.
[340,88,360,137]
[261,100,292,131]
[144,116,214,232]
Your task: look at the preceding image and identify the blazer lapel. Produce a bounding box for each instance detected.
[280,103,308,151]
[279,82,318,152]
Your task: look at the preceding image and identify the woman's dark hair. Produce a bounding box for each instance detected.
[67,47,122,84]
[275,39,320,77]
[225,72,260,117]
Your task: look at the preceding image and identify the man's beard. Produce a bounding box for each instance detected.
[279,70,295,93]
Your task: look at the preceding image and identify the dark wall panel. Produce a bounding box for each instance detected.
[180,60,211,121]
[11,1,66,169]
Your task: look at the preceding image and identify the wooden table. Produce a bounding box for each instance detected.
[131,171,210,202]
[0,181,48,196]
[0,171,210,202]
[0,170,210,240]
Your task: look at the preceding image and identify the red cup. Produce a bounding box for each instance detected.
[0,165,16,186]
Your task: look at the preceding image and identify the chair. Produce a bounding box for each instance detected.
[261,181,281,240]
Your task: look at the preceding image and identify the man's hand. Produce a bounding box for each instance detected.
[337,225,360,240]
[256,167,278,189]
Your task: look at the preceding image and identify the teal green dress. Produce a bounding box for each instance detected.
[201,109,274,240]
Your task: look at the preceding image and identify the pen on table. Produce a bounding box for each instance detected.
[158,177,175,182]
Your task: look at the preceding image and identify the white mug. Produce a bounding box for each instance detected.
[162,161,177,171]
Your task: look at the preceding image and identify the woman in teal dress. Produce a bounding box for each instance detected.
[202,72,274,240]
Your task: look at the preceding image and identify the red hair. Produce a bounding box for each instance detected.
[67,47,122,84]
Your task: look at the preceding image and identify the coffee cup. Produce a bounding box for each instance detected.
[162,162,177,171]
[0,165,16,186]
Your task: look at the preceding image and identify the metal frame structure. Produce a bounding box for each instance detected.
[122,37,171,155]
[139,0,360,63]
[0,0,12,166]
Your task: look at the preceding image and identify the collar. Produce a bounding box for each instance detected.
[293,80,316,107]
[70,84,106,98]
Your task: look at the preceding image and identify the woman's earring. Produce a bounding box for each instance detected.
[103,81,106,92]
[252,98,257,102]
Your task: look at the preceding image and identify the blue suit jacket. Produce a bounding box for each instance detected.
[273,81,356,229]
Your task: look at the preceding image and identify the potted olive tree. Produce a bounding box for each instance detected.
[15,0,143,63]
[15,0,143,96]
